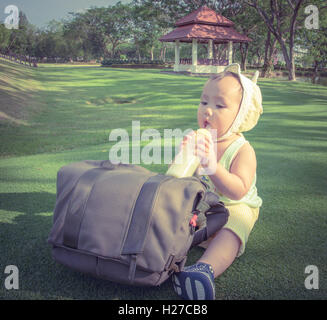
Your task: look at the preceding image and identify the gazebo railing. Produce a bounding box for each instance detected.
[199,58,229,66]
[180,58,229,66]
[180,58,192,64]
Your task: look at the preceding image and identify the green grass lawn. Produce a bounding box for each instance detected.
[0,58,327,300]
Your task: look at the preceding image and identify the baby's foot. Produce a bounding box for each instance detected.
[172,262,215,300]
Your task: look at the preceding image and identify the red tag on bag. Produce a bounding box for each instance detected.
[189,213,198,227]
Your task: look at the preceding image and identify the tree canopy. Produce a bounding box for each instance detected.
[0,0,325,79]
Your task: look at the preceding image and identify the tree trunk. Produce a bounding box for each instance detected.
[214,43,219,60]
[134,35,141,61]
[150,45,154,61]
[289,60,296,81]
[278,39,296,81]
[261,30,277,78]
[135,44,141,61]
[201,43,208,57]
[256,48,263,66]
[215,44,226,61]
[103,46,111,59]
[312,60,319,84]
[222,46,227,61]
[240,42,249,71]
[261,29,271,77]
[112,41,118,59]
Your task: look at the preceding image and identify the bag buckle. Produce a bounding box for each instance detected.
[165,255,180,273]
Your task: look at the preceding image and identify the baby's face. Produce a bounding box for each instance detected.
[197,76,242,139]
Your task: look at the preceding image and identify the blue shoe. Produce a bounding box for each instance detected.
[172,262,215,300]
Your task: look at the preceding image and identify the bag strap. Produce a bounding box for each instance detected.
[122,174,172,282]
[63,167,110,248]
[122,174,172,255]
[191,195,229,247]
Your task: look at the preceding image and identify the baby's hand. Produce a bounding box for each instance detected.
[178,130,196,153]
[194,132,217,175]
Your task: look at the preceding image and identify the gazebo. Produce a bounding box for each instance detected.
[159,6,251,74]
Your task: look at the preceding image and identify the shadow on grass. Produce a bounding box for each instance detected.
[0,192,177,300]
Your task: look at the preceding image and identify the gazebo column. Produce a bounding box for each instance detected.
[192,38,198,72]
[208,39,213,59]
[174,40,180,72]
[228,41,233,64]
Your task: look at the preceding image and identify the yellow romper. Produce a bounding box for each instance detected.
[195,135,262,257]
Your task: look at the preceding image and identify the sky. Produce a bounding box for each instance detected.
[0,0,131,28]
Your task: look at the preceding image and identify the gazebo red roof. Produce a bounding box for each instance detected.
[159,6,251,44]
[175,5,234,27]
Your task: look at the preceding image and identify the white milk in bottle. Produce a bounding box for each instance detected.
[166,128,211,178]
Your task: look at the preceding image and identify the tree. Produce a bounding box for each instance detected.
[130,1,170,61]
[297,2,327,82]
[261,28,279,77]
[223,3,262,71]
[95,3,134,58]
[33,20,71,60]
[246,21,268,67]
[245,0,305,81]
[6,11,30,54]
[63,13,93,60]
[64,3,133,60]
[0,23,11,51]
[234,1,278,77]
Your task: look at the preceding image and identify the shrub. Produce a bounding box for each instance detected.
[101,59,165,66]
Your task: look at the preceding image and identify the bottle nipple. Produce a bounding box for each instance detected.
[196,128,211,140]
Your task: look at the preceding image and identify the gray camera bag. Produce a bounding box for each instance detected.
[48,160,229,286]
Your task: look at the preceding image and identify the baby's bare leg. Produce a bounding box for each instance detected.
[198,228,241,278]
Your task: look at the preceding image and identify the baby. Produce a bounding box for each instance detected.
[172,63,263,300]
